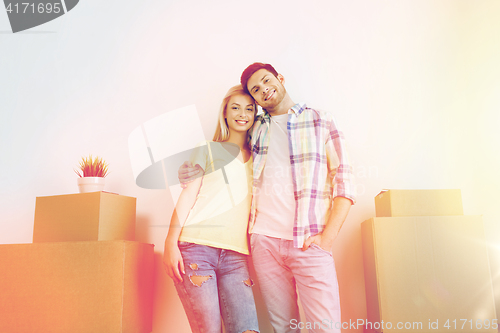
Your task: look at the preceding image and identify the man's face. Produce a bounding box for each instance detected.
[246,69,286,109]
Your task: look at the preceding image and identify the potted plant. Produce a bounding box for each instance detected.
[74,155,109,193]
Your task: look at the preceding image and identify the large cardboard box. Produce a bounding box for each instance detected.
[0,241,154,333]
[361,216,497,332]
[33,192,136,242]
[375,189,463,217]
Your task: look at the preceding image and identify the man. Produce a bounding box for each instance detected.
[241,63,355,333]
[181,63,355,332]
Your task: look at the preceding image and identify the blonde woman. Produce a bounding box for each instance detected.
[163,85,259,333]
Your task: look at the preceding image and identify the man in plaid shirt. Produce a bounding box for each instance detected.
[241,63,356,332]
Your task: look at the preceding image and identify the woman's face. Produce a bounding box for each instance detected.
[225,94,255,134]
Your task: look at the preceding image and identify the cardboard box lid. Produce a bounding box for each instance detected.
[361,216,497,332]
[375,189,463,217]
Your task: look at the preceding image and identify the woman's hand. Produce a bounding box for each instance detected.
[163,242,185,283]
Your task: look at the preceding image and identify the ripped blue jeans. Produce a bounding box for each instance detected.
[174,242,260,333]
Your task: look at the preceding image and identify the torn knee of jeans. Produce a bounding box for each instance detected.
[189,263,198,270]
[189,274,212,287]
[243,278,254,287]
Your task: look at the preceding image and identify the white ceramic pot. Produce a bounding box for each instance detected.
[77,177,105,193]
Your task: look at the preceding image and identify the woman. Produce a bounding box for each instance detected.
[163,85,259,333]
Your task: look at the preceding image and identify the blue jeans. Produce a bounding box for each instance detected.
[174,242,260,333]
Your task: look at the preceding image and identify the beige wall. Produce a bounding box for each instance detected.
[1,1,499,332]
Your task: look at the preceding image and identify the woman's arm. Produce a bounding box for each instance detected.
[163,175,202,283]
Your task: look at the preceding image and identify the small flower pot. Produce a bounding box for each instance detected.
[77,177,105,193]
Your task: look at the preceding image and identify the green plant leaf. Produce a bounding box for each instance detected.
[75,155,109,178]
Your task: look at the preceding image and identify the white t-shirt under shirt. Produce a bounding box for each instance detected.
[252,113,295,240]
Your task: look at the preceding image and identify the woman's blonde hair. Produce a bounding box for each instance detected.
[212,85,257,142]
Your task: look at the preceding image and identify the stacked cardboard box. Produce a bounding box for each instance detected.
[33,192,136,242]
[0,192,154,333]
[362,190,497,333]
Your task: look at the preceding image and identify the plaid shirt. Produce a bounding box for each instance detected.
[249,103,356,248]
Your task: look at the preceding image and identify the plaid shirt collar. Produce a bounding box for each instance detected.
[259,103,306,122]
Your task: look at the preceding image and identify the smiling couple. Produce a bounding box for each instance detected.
[163,62,356,333]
